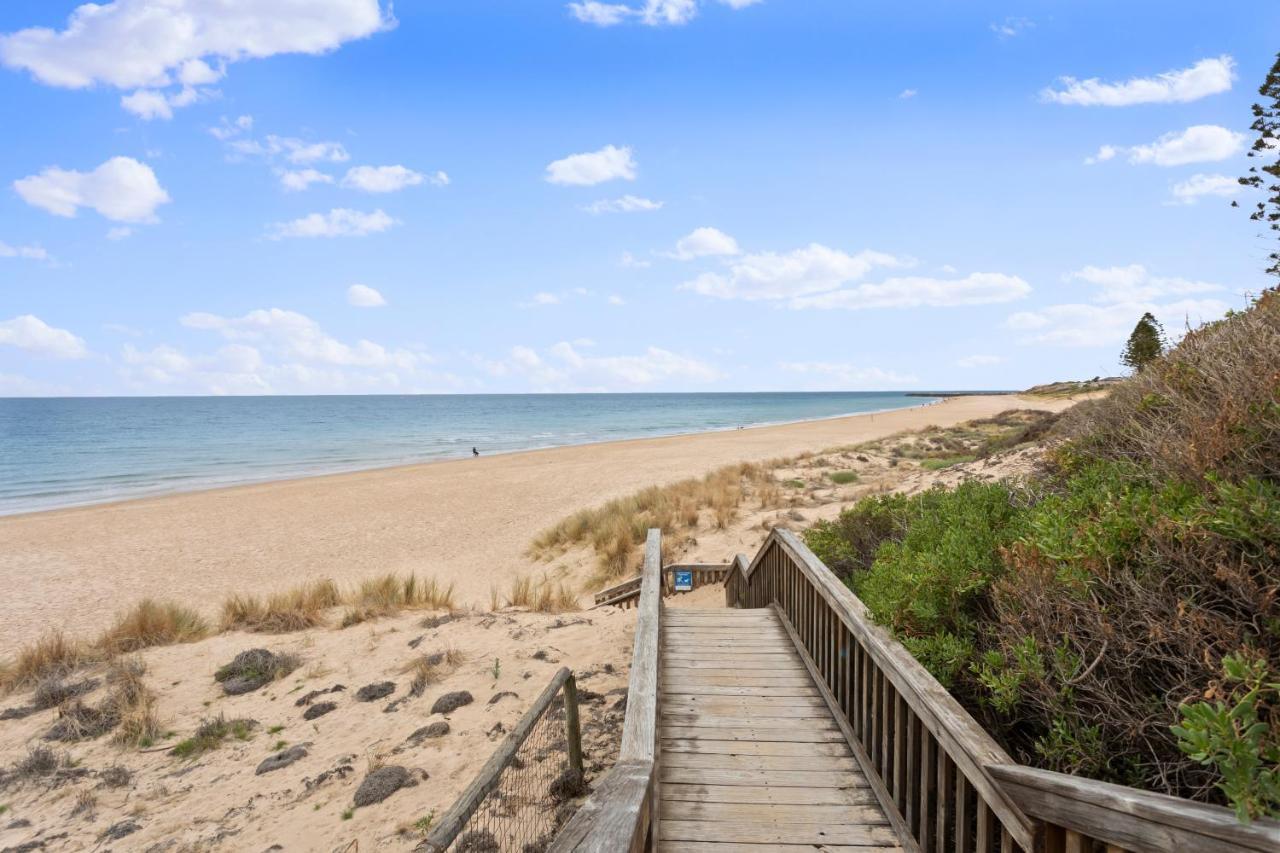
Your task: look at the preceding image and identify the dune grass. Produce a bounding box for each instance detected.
[828,471,860,485]
[340,573,456,628]
[505,574,581,613]
[401,646,465,696]
[0,631,92,693]
[529,461,789,584]
[220,579,342,633]
[171,714,256,759]
[95,599,210,656]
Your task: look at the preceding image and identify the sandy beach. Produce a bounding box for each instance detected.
[0,394,1078,655]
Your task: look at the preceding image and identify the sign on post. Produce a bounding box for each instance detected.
[673,569,693,592]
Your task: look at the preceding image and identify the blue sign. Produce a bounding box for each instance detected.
[673,570,693,592]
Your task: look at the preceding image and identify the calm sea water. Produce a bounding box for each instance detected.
[0,393,936,516]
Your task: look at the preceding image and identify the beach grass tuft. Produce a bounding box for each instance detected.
[340,573,455,628]
[170,714,256,759]
[529,461,789,584]
[828,470,860,485]
[505,574,581,612]
[401,646,465,696]
[0,631,92,693]
[95,599,210,655]
[220,579,342,634]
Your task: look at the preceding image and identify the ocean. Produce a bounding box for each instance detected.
[0,392,936,516]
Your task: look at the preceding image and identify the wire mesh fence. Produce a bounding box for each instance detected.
[422,667,585,853]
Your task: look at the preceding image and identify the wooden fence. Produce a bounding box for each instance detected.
[423,666,584,852]
[592,563,730,609]
[549,529,664,852]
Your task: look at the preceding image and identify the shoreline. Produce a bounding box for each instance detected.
[0,394,1074,655]
[0,395,942,519]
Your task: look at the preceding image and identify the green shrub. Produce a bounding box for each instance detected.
[828,470,859,485]
[1173,651,1280,822]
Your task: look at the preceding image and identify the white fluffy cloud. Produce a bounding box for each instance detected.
[990,17,1034,39]
[1065,264,1222,303]
[1043,56,1235,107]
[0,315,88,359]
[341,165,426,193]
[583,195,664,214]
[1170,173,1241,205]
[279,169,334,192]
[267,208,397,239]
[670,227,740,260]
[779,362,918,389]
[13,156,170,223]
[0,1,394,116]
[568,0,756,27]
[956,354,1003,368]
[1087,125,1246,167]
[231,135,350,165]
[545,145,637,186]
[1009,263,1232,348]
[1008,299,1230,348]
[0,241,49,261]
[346,284,386,307]
[182,308,419,369]
[792,273,1031,311]
[481,340,720,390]
[681,243,905,301]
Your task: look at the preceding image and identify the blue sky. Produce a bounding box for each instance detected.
[0,1,1276,396]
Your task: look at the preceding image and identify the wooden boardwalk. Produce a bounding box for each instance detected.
[659,607,901,852]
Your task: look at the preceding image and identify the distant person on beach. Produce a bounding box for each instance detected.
[472,447,479,457]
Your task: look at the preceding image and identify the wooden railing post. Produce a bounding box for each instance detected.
[564,672,584,777]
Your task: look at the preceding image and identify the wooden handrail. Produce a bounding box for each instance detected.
[990,764,1280,853]
[549,529,663,852]
[727,527,1038,853]
[423,666,584,851]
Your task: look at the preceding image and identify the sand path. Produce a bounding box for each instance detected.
[0,394,1077,654]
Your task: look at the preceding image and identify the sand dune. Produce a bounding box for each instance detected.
[0,394,1080,655]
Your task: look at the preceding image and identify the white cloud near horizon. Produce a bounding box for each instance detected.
[1170,173,1241,204]
[1065,264,1223,304]
[545,145,637,185]
[779,361,918,389]
[267,208,397,239]
[1087,125,1246,167]
[0,315,89,359]
[669,227,740,260]
[0,1,395,117]
[792,273,1032,311]
[346,284,386,307]
[583,195,663,214]
[1008,263,1233,348]
[14,156,170,223]
[181,307,420,369]
[1043,56,1235,107]
[479,340,721,390]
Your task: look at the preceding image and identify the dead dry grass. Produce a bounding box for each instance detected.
[340,573,456,628]
[505,574,581,613]
[220,579,342,633]
[95,599,210,656]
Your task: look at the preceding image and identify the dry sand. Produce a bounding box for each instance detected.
[0,394,1081,656]
[0,394,1087,852]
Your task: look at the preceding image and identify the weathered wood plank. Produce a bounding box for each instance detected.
[660,725,844,743]
[660,684,821,697]
[659,819,901,846]
[660,783,877,806]
[662,751,859,772]
[662,800,890,825]
[661,739,850,757]
[657,767,871,788]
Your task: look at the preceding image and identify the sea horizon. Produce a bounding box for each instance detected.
[0,391,964,516]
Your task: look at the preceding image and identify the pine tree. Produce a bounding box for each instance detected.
[1121,313,1164,373]
[1237,53,1280,280]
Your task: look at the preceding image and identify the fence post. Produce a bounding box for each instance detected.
[564,672,584,777]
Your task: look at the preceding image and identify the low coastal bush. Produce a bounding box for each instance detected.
[806,291,1280,816]
[171,714,256,759]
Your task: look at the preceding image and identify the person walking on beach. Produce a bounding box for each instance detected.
[472,447,479,457]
